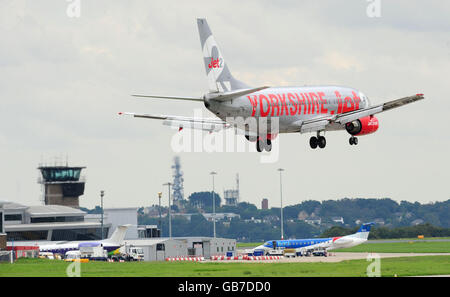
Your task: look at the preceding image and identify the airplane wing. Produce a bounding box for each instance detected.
[119,112,231,132]
[334,93,424,125]
[300,93,424,133]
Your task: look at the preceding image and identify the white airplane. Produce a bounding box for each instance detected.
[120,18,424,152]
[38,225,129,255]
[253,223,374,254]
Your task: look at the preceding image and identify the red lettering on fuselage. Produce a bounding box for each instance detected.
[276,93,289,116]
[268,94,279,116]
[309,92,320,114]
[318,92,328,114]
[295,93,305,115]
[300,93,310,114]
[247,95,258,117]
[287,93,298,116]
[248,90,359,118]
[259,94,270,117]
[343,96,354,113]
[335,91,343,114]
[352,91,361,110]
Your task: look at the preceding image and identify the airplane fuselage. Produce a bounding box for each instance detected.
[254,234,367,253]
[206,86,370,134]
[39,241,120,254]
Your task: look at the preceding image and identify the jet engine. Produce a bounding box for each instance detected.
[345,116,379,136]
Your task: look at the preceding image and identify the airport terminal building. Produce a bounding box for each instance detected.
[2,202,110,242]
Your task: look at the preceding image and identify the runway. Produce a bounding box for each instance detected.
[214,252,450,263]
[276,252,450,263]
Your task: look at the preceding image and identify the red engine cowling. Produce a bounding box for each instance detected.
[345,116,379,136]
[267,133,278,141]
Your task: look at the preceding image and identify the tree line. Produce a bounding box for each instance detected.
[320,223,450,239]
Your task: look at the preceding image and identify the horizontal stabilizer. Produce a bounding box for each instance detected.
[208,86,270,102]
[118,112,230,132]
[132,94,203,102]
[163,120,229,132]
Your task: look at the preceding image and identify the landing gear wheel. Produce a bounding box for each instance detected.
[256,138,272,152]
[256,139,264,152]
[309,136,318,149]
[265,139,272,152]
[318,136,326,149]
[349,136,358,145]
[245,134,257,142]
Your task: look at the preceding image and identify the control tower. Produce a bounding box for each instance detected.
[38,165,86,208]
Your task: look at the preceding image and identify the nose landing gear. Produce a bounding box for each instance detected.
[349,136,358,145]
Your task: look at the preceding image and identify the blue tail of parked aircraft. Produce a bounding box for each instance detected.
[357,222,375,233]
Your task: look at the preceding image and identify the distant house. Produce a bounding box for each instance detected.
[202,213,240,222]
[244,217,262,223]
[172,213,195,221]
[411,219,424,226]
[304,217,321,225]
[331,217,344,224]
[373,218,385,225]
[263,215,279,223]
[297,211,309,221]
[143,206,162,217]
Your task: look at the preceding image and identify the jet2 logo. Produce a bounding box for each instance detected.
[208,57,223,69]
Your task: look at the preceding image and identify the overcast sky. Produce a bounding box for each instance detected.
[1,0,449,209]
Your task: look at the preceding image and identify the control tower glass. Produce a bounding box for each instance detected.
[39,167,84,182]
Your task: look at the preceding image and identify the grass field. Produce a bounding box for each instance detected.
[334,240,450,253]
[1,256,450,277]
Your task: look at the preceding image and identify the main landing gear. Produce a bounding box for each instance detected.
[256,138,272,152]
[309,132,359,149]
[349,136,358,145]
[309,132,326,149]
[246,134,272,152]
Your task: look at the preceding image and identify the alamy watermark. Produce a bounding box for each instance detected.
[366,253,381,277]
[366,0,382,18]
[66,259,81,277]
[66,0,81,18]
[169,109,280,163]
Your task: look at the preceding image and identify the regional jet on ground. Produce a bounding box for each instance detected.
[120,19,424,152]
[253,223,374,255]
[38,225,130,255]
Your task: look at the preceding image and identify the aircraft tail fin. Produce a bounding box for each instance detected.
[103,225,130,244]
[197,18,250,93]
[351,222,374,240]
